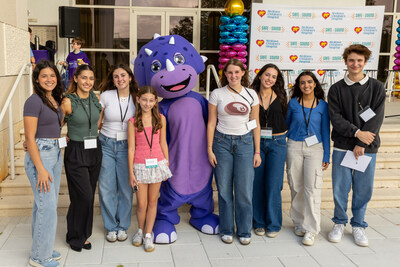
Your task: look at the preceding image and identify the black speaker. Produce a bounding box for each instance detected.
[59,6,81,38]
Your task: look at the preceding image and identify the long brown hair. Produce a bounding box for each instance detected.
[65,64,95,94]
[134,86,162,133]
[32,60,63,113]
[99,64,138,101]
[220,58,250,87]
[250,63,288,117]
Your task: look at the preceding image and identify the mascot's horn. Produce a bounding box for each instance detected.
[166,59,175,72]
[169,37,175,45]
[145,48,153,56]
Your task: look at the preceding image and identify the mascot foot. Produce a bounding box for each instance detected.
[190,213,219,235]
[153,219,177,244]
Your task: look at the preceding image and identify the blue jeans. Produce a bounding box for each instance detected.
[24,139,62,264]
[253,134,287,232]
[98,133,133,232]
[213,130,254,238]
[331,150,377,228]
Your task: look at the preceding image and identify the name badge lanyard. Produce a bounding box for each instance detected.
[260,93,273,128]
[116,90,130,130]
[228,85,254,108]
[350,82,371,111]
[78,93,92,136]
[301,97,316,136]
[143,127,154,158]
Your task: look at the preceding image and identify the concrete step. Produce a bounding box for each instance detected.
[379,125,400,138]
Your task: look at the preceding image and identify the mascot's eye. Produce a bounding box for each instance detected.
[151,60,162,73]
[173,53,185,65]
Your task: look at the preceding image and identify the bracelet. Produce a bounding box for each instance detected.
[255,152,260,154]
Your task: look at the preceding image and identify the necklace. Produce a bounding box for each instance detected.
[120,96,128,102]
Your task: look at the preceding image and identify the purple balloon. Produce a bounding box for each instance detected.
[232,44,247,51]
[394,59,400,65]
[218,57,230,64]
[236,57,247,64]
[224,51,237,57]
[395,52,400,58]
[237,51,248,57]
[393,65,400,70]
[396,46,400,52]
[219,44,231,51]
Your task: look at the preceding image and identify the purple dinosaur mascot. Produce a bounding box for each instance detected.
[133,34,219,243]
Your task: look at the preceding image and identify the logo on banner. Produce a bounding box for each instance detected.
[320,41,328,48]
[319,56,343,63]
[317,70,326,76]
[352,12,377,20]
[255,69,260,74]
[350,41,374,48]
[322,27,348,34]
[286,41,313,48]
[258,26,285,33]
[258,10,266,17]
[288,12,315,19]
[257,55,283,62]
[322,12,330,19]
[290,55,298,62]
[354,27,362,34]
[291,26,300,33]
[256,40,265,47]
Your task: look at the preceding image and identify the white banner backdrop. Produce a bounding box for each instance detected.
[249,4,385,90]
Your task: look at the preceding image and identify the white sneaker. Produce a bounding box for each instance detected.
[328,224,345,243]
[143,233,155,252]
[294,226,305,237]
[132,229,143,246]
[239,237,251,245]
[117,230,128,241]
[221,235,233,244]
[352,227,368,247]
[302,231,315,246]
[106,231,117,242]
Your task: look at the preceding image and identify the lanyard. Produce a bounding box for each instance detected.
[349,81,370,110]
[143,127,154,157]
[116,90,130,125]
[77,93,92,136]
[301,97,316,134]
[260,93,273,127]
[228,85,254,107]
[56,107,62,131]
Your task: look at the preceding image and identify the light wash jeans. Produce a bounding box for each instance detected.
[98,133,133,232]
[331,150,377,228]
[25,138,62,264]
[213,130,254,238]
[253,134,287,232]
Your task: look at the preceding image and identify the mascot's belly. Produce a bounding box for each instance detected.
[166,97,211,195]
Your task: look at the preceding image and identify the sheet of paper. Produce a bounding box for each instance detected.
[340,150,372,173]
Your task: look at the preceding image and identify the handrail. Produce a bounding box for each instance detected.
[0,63,31,180]
[205,64,221,100]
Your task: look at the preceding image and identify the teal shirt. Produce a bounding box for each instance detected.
[65,91,102,141]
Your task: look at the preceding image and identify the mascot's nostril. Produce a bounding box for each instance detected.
[160,76,163,79]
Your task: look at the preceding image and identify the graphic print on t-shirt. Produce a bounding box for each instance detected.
[224,101,249,115]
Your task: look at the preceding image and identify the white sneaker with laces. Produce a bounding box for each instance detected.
[117,230,128,241]
[328,224,345,243]
[132,229,143,246]
[294,226,305,237]
[302,231,315,246]
[106,231,117,242]
[239,237,251,245]
[221,235,233,244]
[352,227,368,247]
[143,233,155,252]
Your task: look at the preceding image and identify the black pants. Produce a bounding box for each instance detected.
[64,139,102,248]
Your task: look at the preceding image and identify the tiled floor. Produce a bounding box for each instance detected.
[0,208,400,267]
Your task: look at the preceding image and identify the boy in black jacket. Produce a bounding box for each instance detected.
[327,44,385,247]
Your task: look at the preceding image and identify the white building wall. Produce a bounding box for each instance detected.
[262,0,365,6]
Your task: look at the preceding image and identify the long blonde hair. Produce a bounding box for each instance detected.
[134,86,162,133]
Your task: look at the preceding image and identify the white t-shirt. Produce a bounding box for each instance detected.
[209,86,259,135]
[100,90,135,139]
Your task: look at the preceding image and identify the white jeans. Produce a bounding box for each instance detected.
[286,139,324,235]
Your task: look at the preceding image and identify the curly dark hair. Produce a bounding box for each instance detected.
[291,71,325,101]
[250,63,288,116]
[32,60,63,113]
[99,63,138,102]
[343,44,371,62]
[220,58,250,87]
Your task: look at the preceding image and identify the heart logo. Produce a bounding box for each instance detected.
[322,12,330,19]
[291,26,300,33]
[290,55,298,62]
[256,40,265,47]
[317,70,326,76]
[320,41,328,48]
[255,69,260,74]
[258,10,266,17]
[354,27,362,34]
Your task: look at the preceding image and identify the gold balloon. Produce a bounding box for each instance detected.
[225,0,244,16]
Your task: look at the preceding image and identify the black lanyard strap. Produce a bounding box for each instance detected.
[301,97,316,134]
[116,90,130,124]
[143,126,154,156]
[228,85,254,107]
[78,93,92,136]
[350,81,370,110]
[260,92,273,126]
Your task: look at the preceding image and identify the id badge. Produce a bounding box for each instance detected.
[84,136,97,149]
[261,127,273,139]
[58,137,67,148]
[305,135,319,147]
[246,119,257,131]
[145,158,158,169]
[116,131,127,141]
[358,105,376,122]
